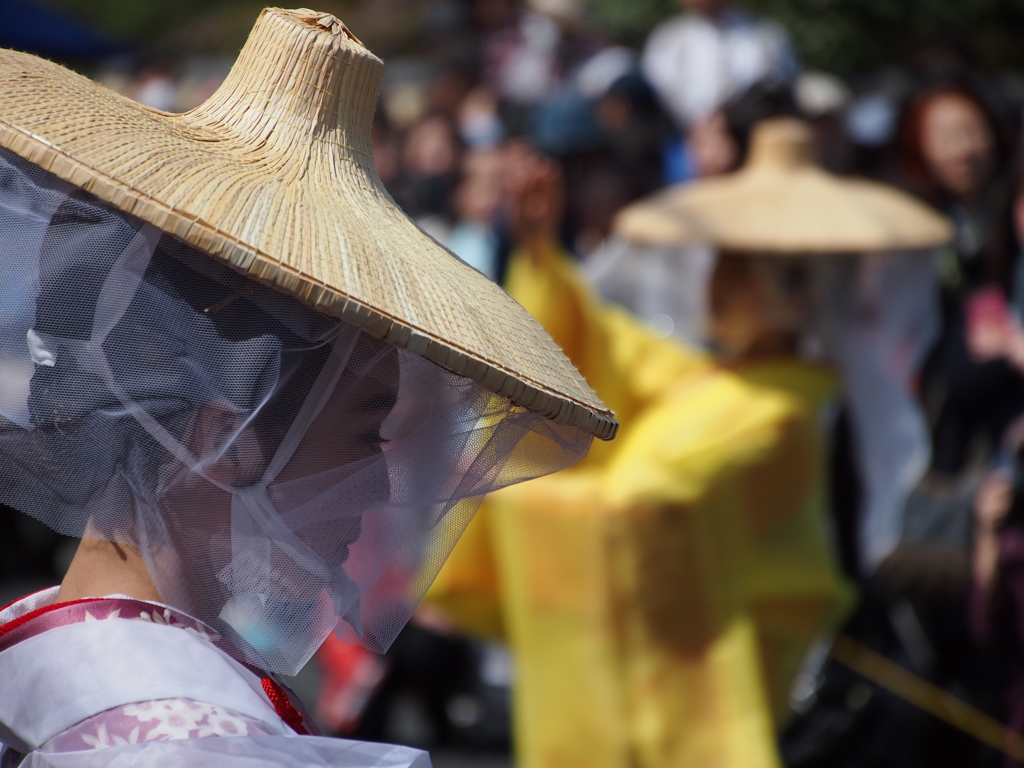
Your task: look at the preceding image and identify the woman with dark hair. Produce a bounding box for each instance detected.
[900,84,1014,292]
[897,82,1024,484]
[855,83,1024,767]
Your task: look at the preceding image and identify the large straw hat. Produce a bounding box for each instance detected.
[615,118,952,254]
[0,7,616,440]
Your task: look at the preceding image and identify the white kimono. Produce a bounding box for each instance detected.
[0,589,429,767]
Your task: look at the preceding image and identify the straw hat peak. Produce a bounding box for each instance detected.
[743,118,816,173]
[188,8,378,162]
[0,7,617,440]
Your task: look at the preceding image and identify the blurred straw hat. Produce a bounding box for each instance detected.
[615,118,952,254]
[0,7,616,440]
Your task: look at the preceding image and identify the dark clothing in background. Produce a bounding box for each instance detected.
[923,288,1024,476]
[969,525,1024,763]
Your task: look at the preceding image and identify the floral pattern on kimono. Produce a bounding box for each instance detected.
[40,698,279,753]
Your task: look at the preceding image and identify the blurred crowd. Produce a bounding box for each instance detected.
[324,1,1024,764]
[9,0,1024,766]
[346,3,1024,761]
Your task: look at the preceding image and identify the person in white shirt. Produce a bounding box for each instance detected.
[641,0,799,132]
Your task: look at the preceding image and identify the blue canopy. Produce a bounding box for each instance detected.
[0,0,124,59]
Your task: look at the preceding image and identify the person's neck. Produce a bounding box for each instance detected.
[953,192,983,212]
[949,180,996,214]
[56,537,162,604]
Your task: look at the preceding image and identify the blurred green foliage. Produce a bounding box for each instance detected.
[40,0,1024,72]
[590,0,678,47]
[41,0,273,55]
[591,0,1024,72]
[45,0,251,43]
[743,0,1024,73]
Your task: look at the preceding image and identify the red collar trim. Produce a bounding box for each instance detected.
[0,597,107,641]
[0,586,58,616]
[0,595,318,736]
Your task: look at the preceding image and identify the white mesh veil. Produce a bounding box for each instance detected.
[815,252,941,571]
[0,148,592,675]
[585,236,717,344]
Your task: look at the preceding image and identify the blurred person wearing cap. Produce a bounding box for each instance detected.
[581,79,800,347]
[592,68,675,199]
[0,9,615,768]
[534,118,948,765]
[613,117,1024,767]
[425,125,920,767]
[527,44,678,257]
[611,117,952,572]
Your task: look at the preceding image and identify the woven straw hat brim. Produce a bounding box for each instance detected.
[0,8,616,440]
[616,119,953,255]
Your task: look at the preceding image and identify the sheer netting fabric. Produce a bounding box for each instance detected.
[815,252,941,571]
[0,148,592,675]
[585,236,716,345]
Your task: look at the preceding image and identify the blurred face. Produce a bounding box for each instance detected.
[597,92,632,133]
[1013,182,1024,247]
[457,87,503,148]
[161,345,398,606]
[273,368,398,485]
[403,116,459,178]
[373,123,399,185]
[430,69,472,115]
[709,255,765,355]
[708,254,807,358]
[689,111,739,177]
[920,94,995,202]
[455,148,504,223]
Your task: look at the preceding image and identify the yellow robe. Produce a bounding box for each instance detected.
[427,245,854,768]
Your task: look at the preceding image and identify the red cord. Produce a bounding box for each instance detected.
[261,677,310,735]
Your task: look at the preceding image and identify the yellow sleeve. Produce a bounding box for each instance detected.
[432,354,852,765]
[602,363,855,723]
[483,373,789,768]
[426,244,710,641]
[504,243,708,432]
